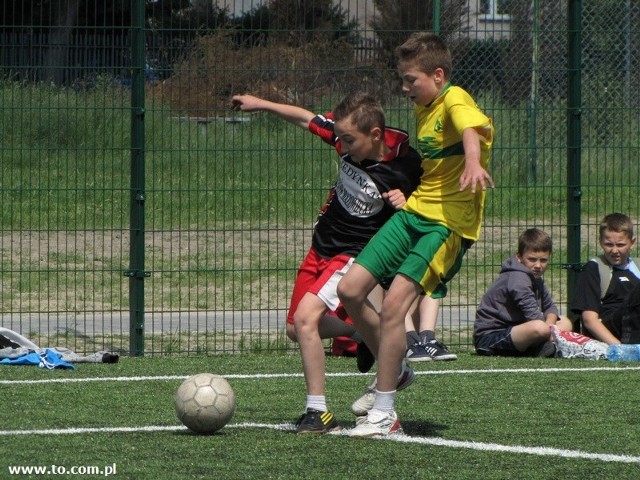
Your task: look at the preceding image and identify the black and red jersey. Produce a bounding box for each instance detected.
[308,113,422,258]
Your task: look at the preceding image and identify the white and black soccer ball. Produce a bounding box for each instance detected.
[175,373,236,434]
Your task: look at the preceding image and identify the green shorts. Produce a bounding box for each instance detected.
[355,210,468,297]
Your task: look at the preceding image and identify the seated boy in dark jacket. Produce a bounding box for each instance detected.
[474,228,573,357]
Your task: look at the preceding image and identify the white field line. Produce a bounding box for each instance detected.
[0,422,638,464]
[2,365,640,385]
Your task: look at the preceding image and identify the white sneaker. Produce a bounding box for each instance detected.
[350,364,416,416]
[351,383,376,416]
[349,409,402,437]
[550,325,608,360]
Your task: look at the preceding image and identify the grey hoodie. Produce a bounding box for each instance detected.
[473,255,559,340]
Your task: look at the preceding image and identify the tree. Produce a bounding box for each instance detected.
[2,0,133,84]
[371,0,467,67]
[43,0,81,84]
[233,0,358,47]
[145,0,230,31]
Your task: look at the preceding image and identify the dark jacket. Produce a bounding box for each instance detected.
[474,255,559,340]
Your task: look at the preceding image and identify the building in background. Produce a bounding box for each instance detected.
[214,0,512,40]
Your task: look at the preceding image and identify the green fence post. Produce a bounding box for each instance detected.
[127,0,147,356]
[528,0,539,184]
[566,0,582,330]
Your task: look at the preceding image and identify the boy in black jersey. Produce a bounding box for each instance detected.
[572,213,640,344]
[231,92,422,433]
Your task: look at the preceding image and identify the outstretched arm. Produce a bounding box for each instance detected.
[230,94,314,130]
[459,127,495,194]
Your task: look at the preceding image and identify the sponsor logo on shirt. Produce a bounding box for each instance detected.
[335,160,383,218]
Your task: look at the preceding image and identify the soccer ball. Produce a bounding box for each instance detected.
[174,373,236,434]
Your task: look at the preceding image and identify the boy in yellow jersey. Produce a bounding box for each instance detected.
[338,32,494,437]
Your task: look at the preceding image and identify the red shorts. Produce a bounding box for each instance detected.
[286,247,354,325]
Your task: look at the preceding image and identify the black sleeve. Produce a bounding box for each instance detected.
[571,261,602,315]
[384,149,423,199]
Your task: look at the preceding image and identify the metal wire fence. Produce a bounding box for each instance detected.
[1,0,639,356]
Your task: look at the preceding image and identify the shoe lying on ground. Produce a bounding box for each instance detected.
[349,409,402,437]
[550,325,608,360]
[405,340,458,362]
[295,409,340,434]
[351,364,415,416]
[356,341,375,373]
[529,340,557,358]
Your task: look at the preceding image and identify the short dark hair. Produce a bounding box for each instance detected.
[394,32,452,78]
[600,213,635,241]
[518,228,552,255]
[333,92,386,134]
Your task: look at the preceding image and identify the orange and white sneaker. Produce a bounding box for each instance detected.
[349,409,402,437]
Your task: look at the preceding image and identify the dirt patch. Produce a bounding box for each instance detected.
[0,226,312,314]
[0,220,599,313]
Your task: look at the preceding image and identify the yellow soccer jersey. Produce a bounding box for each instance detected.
[403,84,494,241]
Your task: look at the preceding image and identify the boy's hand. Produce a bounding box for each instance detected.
[229,95,313,129]
[460,127,495,193]
[459,163,495,194]
[230,94,261,112]
[382,189,407,210]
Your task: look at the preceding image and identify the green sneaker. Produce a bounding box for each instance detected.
[295,409,340,434]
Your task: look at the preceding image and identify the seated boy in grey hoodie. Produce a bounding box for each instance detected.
[473,228,573,357]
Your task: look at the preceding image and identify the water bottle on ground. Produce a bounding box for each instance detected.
[606,344,640,361]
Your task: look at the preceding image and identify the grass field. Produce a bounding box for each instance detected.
[2,353,639,479]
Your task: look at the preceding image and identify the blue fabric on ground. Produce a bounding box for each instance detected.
[0,348,75,369]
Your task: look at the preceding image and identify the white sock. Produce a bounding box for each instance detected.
[372,389,396,413]
[306,395,327,412]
